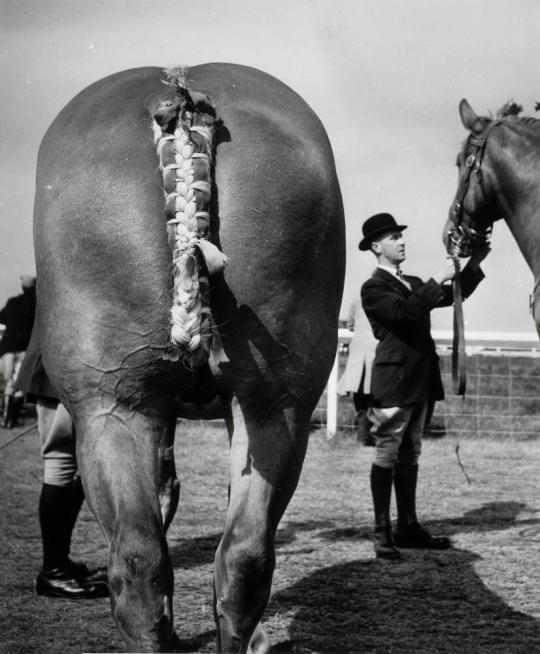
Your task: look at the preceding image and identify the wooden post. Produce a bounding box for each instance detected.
[326,350,339,439]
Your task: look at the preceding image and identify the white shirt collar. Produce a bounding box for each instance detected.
[378,264,402,277]
[378,264,410,289]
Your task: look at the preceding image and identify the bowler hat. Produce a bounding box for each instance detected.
[358,213,407,251]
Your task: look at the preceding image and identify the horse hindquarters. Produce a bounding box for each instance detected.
[74,403,179,652]
[33,64,343,653]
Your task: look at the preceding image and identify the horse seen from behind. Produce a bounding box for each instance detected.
[444,98,540,335]
[33,63,345,652]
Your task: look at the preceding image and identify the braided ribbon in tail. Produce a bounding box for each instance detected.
[153,67,227,366]
[451,256,466,395]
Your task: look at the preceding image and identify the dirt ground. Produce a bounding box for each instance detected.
[0,419,539,654]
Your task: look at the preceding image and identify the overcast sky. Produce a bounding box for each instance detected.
[1,0,539,333]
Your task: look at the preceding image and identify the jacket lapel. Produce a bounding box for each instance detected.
[373,267,411,295]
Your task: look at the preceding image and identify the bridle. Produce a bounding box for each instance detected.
[447,120,501,258]
[447,119,500,396]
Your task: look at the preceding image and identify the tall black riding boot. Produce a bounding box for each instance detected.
[39,482,82,570]
[2,392,21,429]
[394,463,418,527]
[36,481,107,598]
[370,464,401,560]
[393,464,450,550]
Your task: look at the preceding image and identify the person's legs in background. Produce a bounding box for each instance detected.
[36,398,108,599]
[0,354,6,414]
[2,352,25,428]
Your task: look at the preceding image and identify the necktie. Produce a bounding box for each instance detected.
[396,268,411,290]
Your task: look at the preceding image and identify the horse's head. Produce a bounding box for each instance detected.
[443,99,501,257]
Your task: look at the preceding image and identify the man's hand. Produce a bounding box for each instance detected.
[468,243,491,268]
[432,258,458,285]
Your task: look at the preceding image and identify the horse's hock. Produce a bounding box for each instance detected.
[316,351,540,439]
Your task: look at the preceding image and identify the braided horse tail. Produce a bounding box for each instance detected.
[152,67,226,367]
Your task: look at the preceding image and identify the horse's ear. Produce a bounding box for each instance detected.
[459,99,485,134]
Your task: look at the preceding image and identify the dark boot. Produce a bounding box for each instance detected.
[39,480,84,569]
[37,481,108,598]
[393,464,450,550]
[2,393,17,428]
[370,464,401,560]
[394,463,418,526]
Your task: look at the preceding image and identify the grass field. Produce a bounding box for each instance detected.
[0,420,539,653]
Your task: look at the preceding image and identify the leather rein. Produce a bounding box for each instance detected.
[447,121,499,395]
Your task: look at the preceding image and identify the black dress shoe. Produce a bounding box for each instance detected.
[373,527,402,560]
[65,559,108,585]
[80,567,108,586]
[394,523,451,550]
[36,567,109,599]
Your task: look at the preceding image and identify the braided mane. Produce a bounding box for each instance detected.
[152,66,226,366]
[496,100,523,118]
[495,100,540,130]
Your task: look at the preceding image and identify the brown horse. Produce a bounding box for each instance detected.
[444,99,540,334]
[33,64,344,652]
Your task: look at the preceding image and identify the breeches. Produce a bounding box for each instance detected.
[368,402,428,468]
[2,351,25,395]
[37,398,77,486]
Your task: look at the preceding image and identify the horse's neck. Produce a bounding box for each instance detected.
[492,124,540,277]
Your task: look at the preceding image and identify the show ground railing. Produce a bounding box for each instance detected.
[325,328,540,438]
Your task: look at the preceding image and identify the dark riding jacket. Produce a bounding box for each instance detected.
[0,288,36,356]
[15,319,57,401]
[361,264,484,407]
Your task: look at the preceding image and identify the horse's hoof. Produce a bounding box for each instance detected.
[248,624,271,654]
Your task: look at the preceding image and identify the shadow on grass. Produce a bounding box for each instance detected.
[443,500,540,535]
[169,533,222,569]
[267,501,540,653]
[168,520,336,569]
[170,628,216,653]
[268,548,540,653]
[318,501,539,543]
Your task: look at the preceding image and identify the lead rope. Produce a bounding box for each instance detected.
[451,256,467,396]
[0,422,37,451]
[451,256,472,484]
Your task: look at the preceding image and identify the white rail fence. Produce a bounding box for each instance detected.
[325,328,539,438]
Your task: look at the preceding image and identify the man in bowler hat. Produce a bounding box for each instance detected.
[359,213,488,559]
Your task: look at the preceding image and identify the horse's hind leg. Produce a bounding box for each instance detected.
[74,402,178,652]
[158,416,181,532]
[214,396,310,653]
